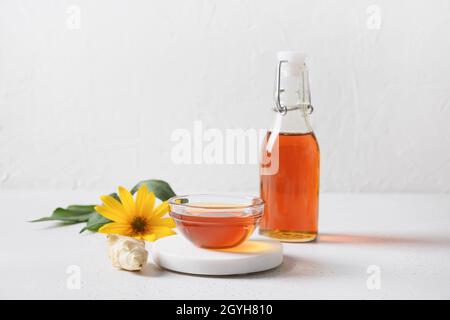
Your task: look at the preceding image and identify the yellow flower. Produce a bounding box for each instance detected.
[95,185,176,242]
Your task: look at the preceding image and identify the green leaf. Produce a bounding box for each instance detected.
[31,206,96,223]
[67,205,96,213]
[108,193,120,201]
[130,179,176,201]
[31,179,176,233]
[79,212,111,233]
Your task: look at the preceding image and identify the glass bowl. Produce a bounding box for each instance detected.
[168,194,264,249]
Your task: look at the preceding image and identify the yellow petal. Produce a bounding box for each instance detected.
[118,186,135,215]
[150,217,176,228]
[135,185,149,216]
[151,201,169,219]
[98,222,130,235]
[149,226,176,239]
[95,205,128,223]
[141,192,156,218]
[100,195,128,222]
[141,234,157,242]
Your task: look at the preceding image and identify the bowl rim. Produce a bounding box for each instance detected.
[168,193,264,211]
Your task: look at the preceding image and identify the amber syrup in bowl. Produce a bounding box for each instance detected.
[168,195,264,249]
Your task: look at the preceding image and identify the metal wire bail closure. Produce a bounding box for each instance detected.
[275,60,288,115]
[275,60,314,116]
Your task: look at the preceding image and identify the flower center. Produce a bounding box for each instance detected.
[131,216,148,234]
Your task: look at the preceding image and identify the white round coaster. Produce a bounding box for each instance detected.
[152,235,283,276]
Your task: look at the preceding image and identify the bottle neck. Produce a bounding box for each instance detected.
[272,106,313,134]
[272,63,313,134]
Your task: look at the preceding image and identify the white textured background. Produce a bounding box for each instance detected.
[1,0,450,194]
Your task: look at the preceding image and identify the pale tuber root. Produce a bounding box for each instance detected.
[107,234,148,271]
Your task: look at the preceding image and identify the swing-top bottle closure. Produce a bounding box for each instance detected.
[274,51,314,116]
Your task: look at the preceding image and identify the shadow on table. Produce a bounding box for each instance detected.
[133,263,165,278]
[240,254,337,279]
[137,233,450,279]
[317,233,450,247]
[158,254,352,279]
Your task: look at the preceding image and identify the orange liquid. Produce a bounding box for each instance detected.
[170,211,259,249]
[260,132,320,242]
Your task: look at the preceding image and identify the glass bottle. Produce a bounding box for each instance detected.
[259,51,320,242]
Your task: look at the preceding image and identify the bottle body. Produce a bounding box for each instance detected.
[259,52,319,242]
[259,130,319,242]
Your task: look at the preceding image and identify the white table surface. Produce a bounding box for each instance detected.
[1,190,449,299]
